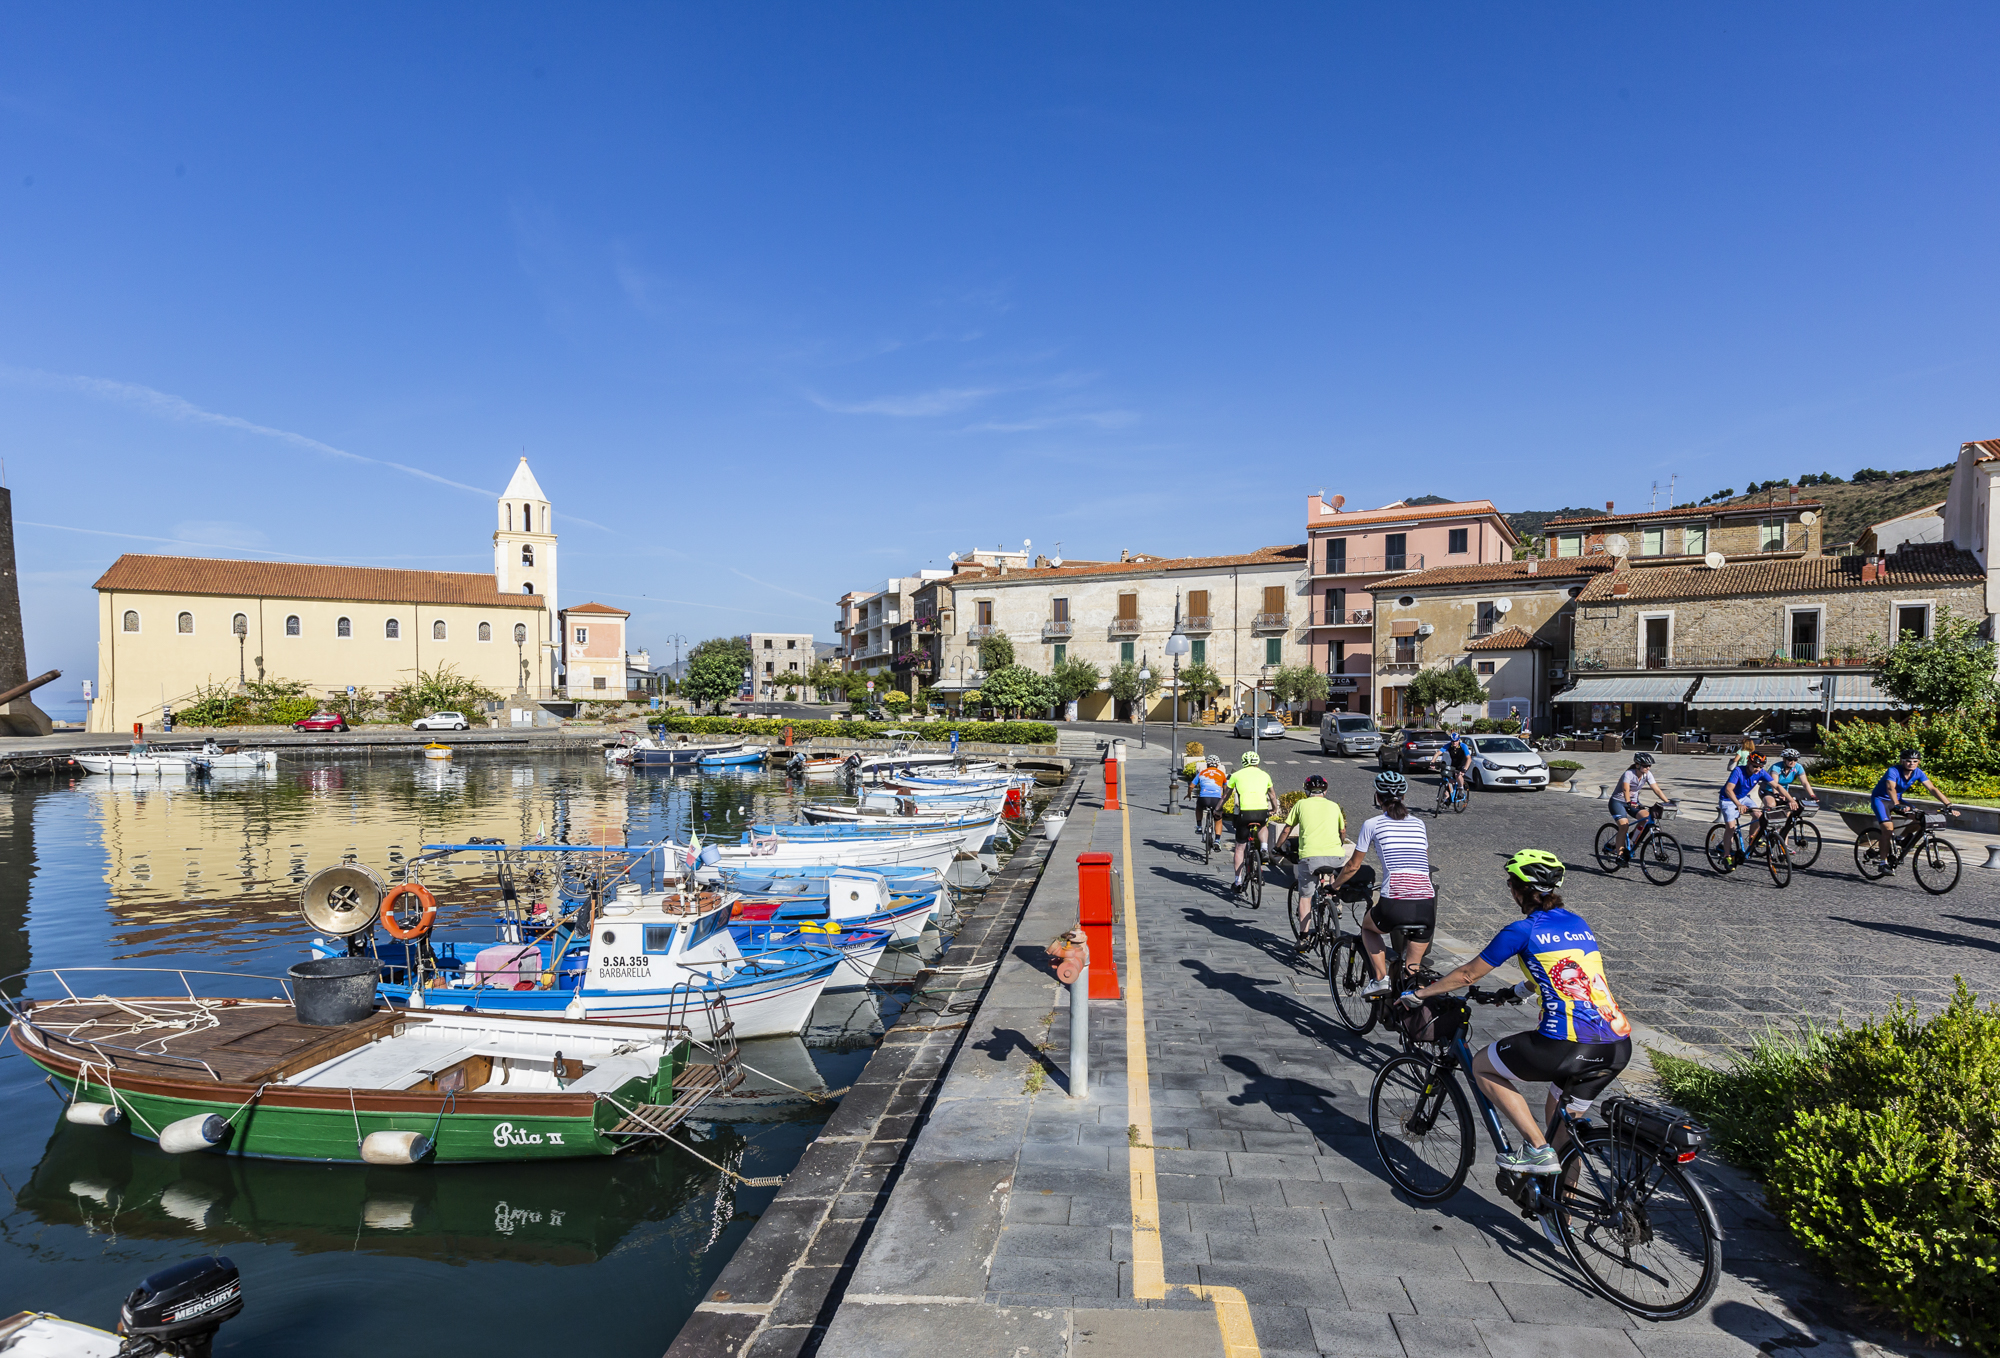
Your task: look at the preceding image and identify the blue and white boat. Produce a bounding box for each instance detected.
[696,745,769,767]
[730,867,941,944]
[729,919,890,990]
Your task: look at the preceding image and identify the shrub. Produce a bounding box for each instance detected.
[646,714,1057,744]
[1813,710,2000,784]
[1546,759,1583,772]
[1652,983,2000,1354]
[1812,765,2000,800]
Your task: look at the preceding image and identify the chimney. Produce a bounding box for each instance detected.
[1605,500,1615,513]
[1120,548,1130,563]
[1525,557,1539,575]
[1611,575,1631,596]
[1789,487,1800,505]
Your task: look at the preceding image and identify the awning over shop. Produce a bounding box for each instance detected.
[1686,673,1827,710]
[1825,674,1908,711]
[1556,675,1699,705]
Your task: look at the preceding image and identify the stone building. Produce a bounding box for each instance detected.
[1540,493,1825,562]
[1943,437,2000,627]
[88,459,559,732]
[742,631,816,699]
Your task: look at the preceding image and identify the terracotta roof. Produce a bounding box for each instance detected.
[93,554,544,608]
[1465,626,1546,651]
[562,601,629,615]
[1966,438,2000,464]
[1573,544,1983,604]
[1545,501,1823,529]
[946,543,1308,585]
[1311,499,1521,545]
[1390,558,1615,590]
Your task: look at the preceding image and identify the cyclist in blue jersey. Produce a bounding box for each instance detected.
[1719,752,1793,864]
[1399,850,1632,1175]
[1761,748,1817,811]
[1443,730,1472,800]
[1871,750,1956,871]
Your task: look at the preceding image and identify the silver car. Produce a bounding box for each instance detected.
[1320,714,1382,757]
[412,711,471,732]
[1233,714,1287,740]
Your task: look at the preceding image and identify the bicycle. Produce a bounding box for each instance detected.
[1703,810,1792,888]
[1592,804,1683,885]
[1367,987,1722,1321]
[1194,800,1220,865]
[1434,772,1470,816]
[1327,904,1437,1036]
[1287,864,1340,976]
[1233,821,1267,909]
[1854,807,1962,895]
[1762,798,1822,869]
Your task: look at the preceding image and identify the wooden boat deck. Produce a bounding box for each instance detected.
[608,1060,742,1139]
[21,999,415,1086]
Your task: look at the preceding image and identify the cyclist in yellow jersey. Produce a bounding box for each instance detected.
[1225,751,1276,892]
[1270,774,1348,932]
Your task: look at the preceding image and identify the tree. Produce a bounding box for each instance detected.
[1271,664,1330,710]
[1405,664,1486,723]
[1108,661,1156,717]
[804,658,844,702]
[882,689,910,711]
[977,632,1016,671]
[1051,657,1102,704]
[1176,662,1222,712]
[682,651,747,712]
[688,635,751,667]
[1875,607,2000,714]
[384,663,503,724]
[981,664,1052,718]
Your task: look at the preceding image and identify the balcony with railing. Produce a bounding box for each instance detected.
[1307,608,1373,627]
[1180,614,1212,633]
[1316,553,1425,577]
[1042,619,1074,639]
[1109,618,1143,637]
[1252,611,1290,632]
[913,614,940,633]
[890,652,934,674]
[966,624,999,641]
[1574,643,1876,672]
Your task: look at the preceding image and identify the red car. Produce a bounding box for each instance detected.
[293,712,349,733]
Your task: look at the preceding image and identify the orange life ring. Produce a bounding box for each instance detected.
[379,883,438,940]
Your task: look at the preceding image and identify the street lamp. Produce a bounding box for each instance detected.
[232,614,248,687]
[1164,624,1191,815]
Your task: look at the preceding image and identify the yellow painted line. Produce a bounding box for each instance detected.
[1119,799,1260,1357]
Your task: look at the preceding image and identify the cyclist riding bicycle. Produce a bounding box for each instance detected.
[1270,774,1349,933]
[1762,748,1816,810]
[1609,751,1672,858]
[1719,752,1793,863]
[1397,849,1633,1176]
[1443,730,1472,798]
[1225,751,1276,894]
[1331,770,1434,998]
[1191,757,1227,829]
[1871,750,1956,871]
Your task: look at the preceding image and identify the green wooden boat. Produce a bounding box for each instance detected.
[5,969,734,1165]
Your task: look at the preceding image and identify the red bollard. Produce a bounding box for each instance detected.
[1103,753,1121,810]
[1075,851,1121,998]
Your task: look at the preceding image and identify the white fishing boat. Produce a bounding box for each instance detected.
[695,824,974,876]
[73,742,276,777]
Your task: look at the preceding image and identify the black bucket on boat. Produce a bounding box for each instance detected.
[288,957,381,1026]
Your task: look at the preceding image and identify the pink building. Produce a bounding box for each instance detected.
[1302,495,1517,722]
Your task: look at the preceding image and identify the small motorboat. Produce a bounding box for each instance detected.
[630,739,746,768]
[695,745,768,767]
[2,1256,246,1357]
[422,743,452,761]
[74,741,277,777]
[784,752,850,779]
[728,919,890,989]
[729,869,939,944]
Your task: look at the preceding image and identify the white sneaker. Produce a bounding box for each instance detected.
[1359,977,1391,999]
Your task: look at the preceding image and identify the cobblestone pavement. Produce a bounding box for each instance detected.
[818,779,1962,1357]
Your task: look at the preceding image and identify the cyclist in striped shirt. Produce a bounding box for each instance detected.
[1330,770,1435,999]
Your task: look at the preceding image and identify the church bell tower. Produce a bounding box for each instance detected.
[494,458,557,645]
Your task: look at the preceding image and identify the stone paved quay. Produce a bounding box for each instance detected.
[812,759,1971,1358]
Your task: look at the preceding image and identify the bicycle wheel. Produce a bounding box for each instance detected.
[1852,829,1890,881]
[1553,1129,1722,1322]
[1369,1054,1475,1203]
[1593,824,1628,875]
[1287,882,1311,941]
[1454,780,1469,814]
[1703,824,1734,875]
[1246,851,1263,909]
[1911,834,1962,895]
[1785,818,1822,869]
[1326,936,1379,1034]
[1639,832,1683,886]
[1764,837,1792,889]
[1434,780,1450,815]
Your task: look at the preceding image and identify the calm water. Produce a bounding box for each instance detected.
[0,751,942,1354]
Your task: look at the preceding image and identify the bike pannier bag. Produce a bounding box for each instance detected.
[1336,864,1377,903]
[1396,997,1463,1047]
[1601,1096,1708,1160]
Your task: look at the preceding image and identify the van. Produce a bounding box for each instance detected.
[1320,713,1383,757]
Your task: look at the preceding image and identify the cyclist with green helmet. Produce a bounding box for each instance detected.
[1224,750,1276,894]
[1397,849,1633,1175]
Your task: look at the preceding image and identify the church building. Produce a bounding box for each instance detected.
[88,459,562,733]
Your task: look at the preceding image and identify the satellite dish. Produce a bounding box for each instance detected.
[1799,511,1817,526]
[947,551,958,562]
[1051,556,1063,567]
[1416,623,1435,636]
[1023,538,1032,549]
[300,863,387,937]
[1494,598,1513,614]
[1605,534,1630,558]
[1704,551,1726,570]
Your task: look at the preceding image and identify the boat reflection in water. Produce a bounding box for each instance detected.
[19,1118,741,1266]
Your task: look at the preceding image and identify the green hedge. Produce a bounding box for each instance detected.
[647,714,1057,744]
[1653,982,2000,1354]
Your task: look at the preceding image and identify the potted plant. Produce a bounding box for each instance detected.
[1546,759,1582,785]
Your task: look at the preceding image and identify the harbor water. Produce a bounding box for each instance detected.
[0,749,990,1354]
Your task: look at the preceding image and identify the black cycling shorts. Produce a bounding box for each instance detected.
[1231,809,1272,842]
[1366,893,1435,940]
[1485,1032,1633,1108]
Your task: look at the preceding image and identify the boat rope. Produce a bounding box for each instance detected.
[52,996,235,1054]
[217,1082,273,1129]
[427,1089,456,1146]
[77,1062,161,1137]
[686,1041,831,1102]
[595,1092,784,1187]
[349,1087,362,1150]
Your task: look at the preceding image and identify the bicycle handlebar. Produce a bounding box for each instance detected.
[1467,985,1526,1006]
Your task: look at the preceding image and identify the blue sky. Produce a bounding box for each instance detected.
[6,3,1999,716]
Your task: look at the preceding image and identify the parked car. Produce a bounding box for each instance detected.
[293,712,348,733]
[1233,714,1287,740]
[1319,713,1382,757]
[412,711,471,732]
[1378,728,1448,773]
[1464,734,1551,790]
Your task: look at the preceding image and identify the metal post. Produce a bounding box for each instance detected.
[1167,653,1180,815]
[1069,967,1089,1098]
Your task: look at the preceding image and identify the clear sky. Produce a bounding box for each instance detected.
[6,4,1998,718]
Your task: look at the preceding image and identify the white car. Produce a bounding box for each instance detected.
[412,711,470,732]
[1466,734,1550,790]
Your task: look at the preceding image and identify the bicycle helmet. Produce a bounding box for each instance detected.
[1504,848,1566,898]
[1203,756,1221,768]
[1631,752,1656,767]
[1240,751,1261,767]
[1746,752,1766,769]
[1303,774,1328,794]
[1899,749,1922,763]
[1373,770,1407,799]
[1779,748,1799,761]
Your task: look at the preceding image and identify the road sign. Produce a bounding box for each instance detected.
[81,680,93,701]
[347,686,357,698]
[866,681,874,692]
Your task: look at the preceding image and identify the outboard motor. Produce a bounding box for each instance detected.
[118,1256,243,1356]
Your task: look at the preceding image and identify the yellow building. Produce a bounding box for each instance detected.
[88,459,558,732]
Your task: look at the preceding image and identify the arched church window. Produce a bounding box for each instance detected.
[232,613,248,636]
[522,582,534,595]
[522,545,534,567]
[506,503,513,531]
[337,617,352,638]
[522,504,532,532]
[123,610,140,633]
[177,612,194,634]
[513,624,528,643]
[433,620,448,641]
[285,615,300,636]
[385,619,400,640]
[478,622,491,642]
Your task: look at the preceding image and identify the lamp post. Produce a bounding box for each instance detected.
[1137,655,1152,749]
[233,614,248,687]
[1165,623,1191,815]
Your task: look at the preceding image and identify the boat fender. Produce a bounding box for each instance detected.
[379,883,439,940]
[158,1113,230,1154]
[65,1101,124,1127]
[563,993,587,1020]
[407,986,427,1010]
[360,1130,434,1165]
